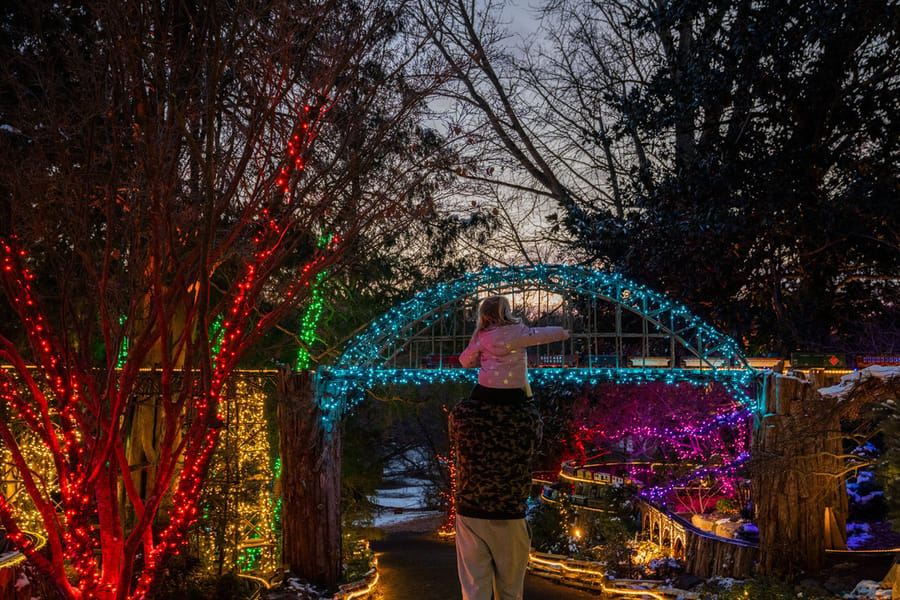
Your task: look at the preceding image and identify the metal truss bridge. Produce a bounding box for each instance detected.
[320,264,759,413]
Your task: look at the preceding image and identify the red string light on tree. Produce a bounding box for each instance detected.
[279,104,323,201]
[0,81,343,598]
[135,97,339,598]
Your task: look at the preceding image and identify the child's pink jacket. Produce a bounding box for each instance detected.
[459,323,569,389]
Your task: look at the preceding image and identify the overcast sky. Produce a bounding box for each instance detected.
[503,0,543,40]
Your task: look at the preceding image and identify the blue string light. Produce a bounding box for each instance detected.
[316,264,757,417]
[334,264,748,370]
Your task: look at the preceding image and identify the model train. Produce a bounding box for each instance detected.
[419,352,900,370]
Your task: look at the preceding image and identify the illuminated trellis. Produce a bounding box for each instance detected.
[0,422,59,535]
[1,373,281,583]
[196,376,278,577]
[318,264,757,415]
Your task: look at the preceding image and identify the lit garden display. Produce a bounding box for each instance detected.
[316,263,762,594]
[196,376,279,576]
[1,258,759,597]
[317,263,758,573]
[562,380,753,510]
[323,263,756,417]
[334,263,750,373]
[1,371,284,586]
[0,419,58,536]
[319,366,755,419]
[0,86,334,596]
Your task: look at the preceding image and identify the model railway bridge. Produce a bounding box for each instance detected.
[319,263,758,413]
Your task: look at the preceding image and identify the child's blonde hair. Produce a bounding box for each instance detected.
[476,295,521,332]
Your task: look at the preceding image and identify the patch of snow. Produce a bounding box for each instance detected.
[847,472,884,506]
[857,471,875,484]
[373,509,442,528]
[843,579,889,599]
[734,522,759,541]
[847,522,872,534]
[277,577,329,599]
[819,366,900,401]
[708,577,738,590]
[371,484,429,509]
[648,557,680,570]
[849,490,884,505]
[0,124,23,135]
[371,448,443,529]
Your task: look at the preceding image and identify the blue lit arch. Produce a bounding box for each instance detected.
[318,264,756,414]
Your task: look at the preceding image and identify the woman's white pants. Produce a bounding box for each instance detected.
[455,515,531,600]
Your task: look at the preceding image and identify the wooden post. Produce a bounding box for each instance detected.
[751,372,848,576]
[277,369,342,590]
[883,556,900,597]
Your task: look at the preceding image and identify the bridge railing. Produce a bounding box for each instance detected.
[636,499,758,578]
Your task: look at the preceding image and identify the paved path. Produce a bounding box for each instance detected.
[371,529,600,600]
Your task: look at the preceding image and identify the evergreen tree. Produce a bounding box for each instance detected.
[569,0,900,355]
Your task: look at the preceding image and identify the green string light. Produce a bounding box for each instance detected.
[272,457,282,541]
[210,315,224,368]
[296,270,327,370]
[296,235,332,370]
[116,315,129,369]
